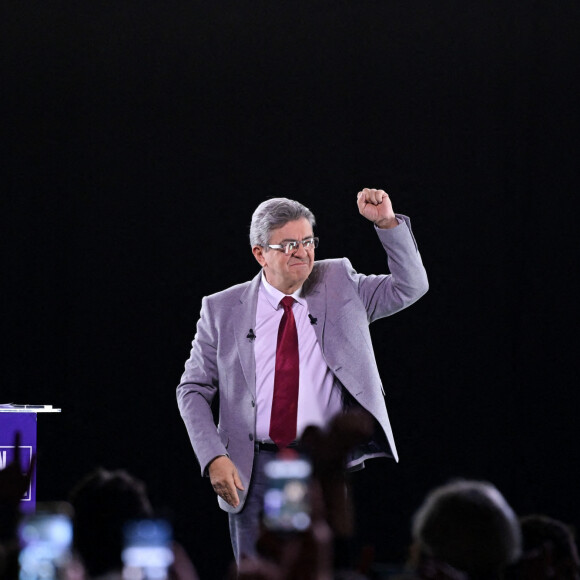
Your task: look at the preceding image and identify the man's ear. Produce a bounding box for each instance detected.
[252,245,267,267]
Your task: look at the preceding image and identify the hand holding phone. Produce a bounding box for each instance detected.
[121,518,174,580]
[18,502,73,580]
[262,450,312,533]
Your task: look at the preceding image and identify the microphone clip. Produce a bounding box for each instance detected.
[308,314,317,325]
[247,329,256,341]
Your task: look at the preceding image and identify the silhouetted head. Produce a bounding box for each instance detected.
[69,468,153,577]
[519,514,580,580]
[411,479,521,580]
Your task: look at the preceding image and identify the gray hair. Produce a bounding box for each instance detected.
[249,198,316,247]
[412,479,522,579]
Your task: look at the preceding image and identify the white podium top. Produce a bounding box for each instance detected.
[0,404,61,413]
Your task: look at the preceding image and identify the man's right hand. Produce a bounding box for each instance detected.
[208,455,244,508]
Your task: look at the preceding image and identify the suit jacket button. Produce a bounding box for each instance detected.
[249,433,254,441]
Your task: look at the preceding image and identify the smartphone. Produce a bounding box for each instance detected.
[18,502,74,580]
[262,450,312,533]
[121,518,174,580]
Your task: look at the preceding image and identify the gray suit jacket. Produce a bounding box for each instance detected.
[177,215,428,513]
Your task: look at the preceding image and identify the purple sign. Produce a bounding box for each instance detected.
[0,412,37,513]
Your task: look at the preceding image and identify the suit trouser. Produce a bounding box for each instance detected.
[228,444,276,563]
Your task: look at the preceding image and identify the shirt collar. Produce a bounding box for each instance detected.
[260,271,306,310]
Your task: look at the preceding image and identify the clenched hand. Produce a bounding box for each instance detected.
[357,188,398,229]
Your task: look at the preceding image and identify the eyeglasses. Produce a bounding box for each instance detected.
[267,237,319,254]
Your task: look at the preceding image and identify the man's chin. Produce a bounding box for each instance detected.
[293,269,313,285]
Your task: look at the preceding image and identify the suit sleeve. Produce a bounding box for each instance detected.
[347,214,429,323]
[176,296,228,476]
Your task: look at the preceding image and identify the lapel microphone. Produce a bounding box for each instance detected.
[308,314,317,325]
[247,329,256,341]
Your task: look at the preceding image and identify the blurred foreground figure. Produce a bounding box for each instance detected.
[0,432,35,580]
[410,480,522,580]
[509,514,580,580]
[234,411,375,580]
[69,468,199,580]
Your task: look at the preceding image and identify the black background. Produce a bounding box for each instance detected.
[2,2,579,578]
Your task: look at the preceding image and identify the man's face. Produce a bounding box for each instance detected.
[252,217,315,294]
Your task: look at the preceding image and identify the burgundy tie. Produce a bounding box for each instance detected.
[269,296,299,448]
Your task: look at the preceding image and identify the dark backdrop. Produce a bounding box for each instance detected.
[3,2,579,579]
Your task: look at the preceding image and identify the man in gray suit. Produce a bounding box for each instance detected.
[177,188,428,561]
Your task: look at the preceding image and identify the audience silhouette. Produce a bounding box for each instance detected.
[69,467,199,580]
[506,514,580,580]
[1,430,578,580]
[408,480,522,580]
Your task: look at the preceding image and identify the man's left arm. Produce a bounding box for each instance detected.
[353,188,429,322]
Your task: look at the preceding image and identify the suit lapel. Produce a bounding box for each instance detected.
[303,264,327,348]
[234,272,261,398]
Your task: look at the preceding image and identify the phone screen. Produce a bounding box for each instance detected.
[262,452,312,533]
[121,518,174,580]
[18,504,73,580]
